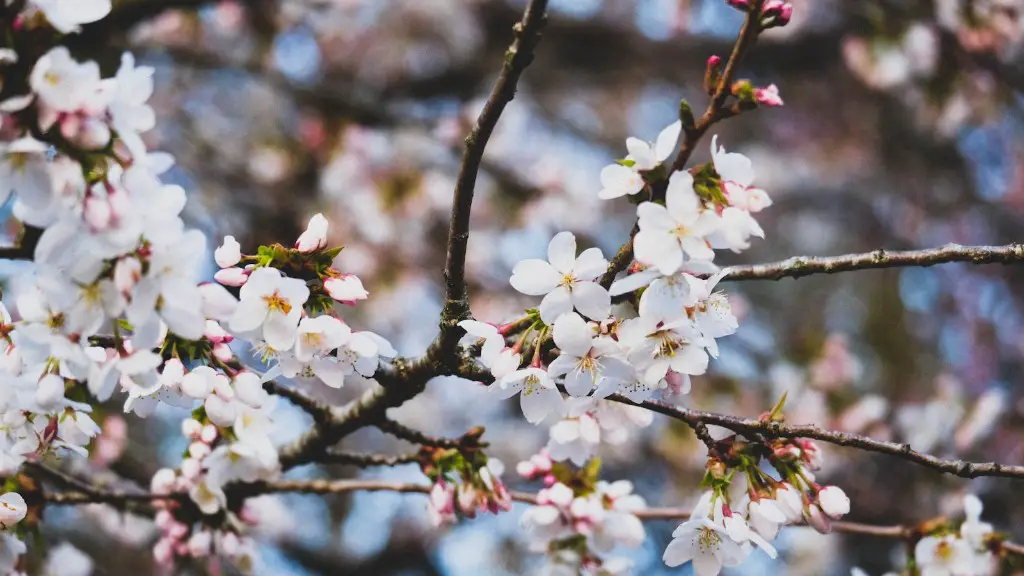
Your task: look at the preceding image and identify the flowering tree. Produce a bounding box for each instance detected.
[1,1,1024,575]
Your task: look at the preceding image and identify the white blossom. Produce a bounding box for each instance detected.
[510,232,610,323]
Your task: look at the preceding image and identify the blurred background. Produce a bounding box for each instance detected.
[30,0,1024,574]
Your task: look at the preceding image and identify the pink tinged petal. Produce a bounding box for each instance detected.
[552,312,593,357]
[665,171,701,221]
[295,213,328,252]
[634,230,683,276]
[626,137,656,171]
[547,231,578,275]
[598,164,644,199]
[636,202,675,233]
[215,267,249,287]
[199,283,239,321]
[214,236,241,268]
[655,120,682,161]
[573,247,608,280]
[239,266,281,300]
[263,312,299,351]
[509,259,561,295]
[538,286,573,324]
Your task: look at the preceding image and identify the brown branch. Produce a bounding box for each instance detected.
[439,0,549,350]
[613,395,1024,481]
[0,224,42,261]
[323,452,421,468]
[262,380,335,426]
[374,418,466,449]
[37,479,1024,555]
[719,242,1024,282]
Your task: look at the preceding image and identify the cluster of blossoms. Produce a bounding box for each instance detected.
[0,3,390,572]
[423,443,512,527]
[517,453,647,576]
[0,492,26,574]
[664,432,849,575]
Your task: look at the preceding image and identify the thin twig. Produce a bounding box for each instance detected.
[323,452,421,467]
[719,243,1024,282]
[262,380,335,425]
[374,419,465,449]
[614,395,1024,481]
[439,0,549,350]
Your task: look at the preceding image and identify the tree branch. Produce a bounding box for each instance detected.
[322,452,421,468]
[374,418,470,449]
[719,242,1024,282]
[37,479,1024,555]
[262,379,335,426]
[613,395,1024,481]
[439,0,549,349]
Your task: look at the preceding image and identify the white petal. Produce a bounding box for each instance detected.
[655,120,682,161]
[552,312,592,357]
[634,230,683,276]
[510,259,561,296]
[539,286,573,324]
[547,231,577,275]
[571,281,611,321]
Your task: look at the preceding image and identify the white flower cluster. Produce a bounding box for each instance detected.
[0,492,27,575]
[664,437,849,575]
[0,4,393,573]
[914,495,997,576]
[518,470,646,576]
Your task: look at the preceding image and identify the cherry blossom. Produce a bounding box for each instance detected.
[295,213,329,252]
[634,171,720,275]
[229,266,310,351]
[510,232,610,323]
[29,0,112,34]
[495,367,565,424]
[547,312,632,397]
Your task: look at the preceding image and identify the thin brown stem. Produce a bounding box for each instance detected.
[440,0,549,350]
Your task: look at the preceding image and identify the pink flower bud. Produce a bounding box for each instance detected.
[754,84,784,107]
[804,504,832,534]
[153,538,175,565]
[726,0,750,10]
[213,342,234,362]
[530,450,553,473]
[113,257,142,294]
[215,235,242,268]
[295,213,329,252]
[169,521,189,540]
[75,117,111,150]
[200,424,218,444]
[188,531,212,557]
[323,275,369,304]
[151,468,178,495]
[218,532,241,556]
[181,458,202,480]
[214,267,249,287]
[707,55,722,67]
[174,542,190,557]
[515,461,536,478]
[203,320,232,343]
[155,510,175,530]
[181,418,203,440]
[817,486,850,519]
[83,195,112,231]
[188,441,211,460]
[457,485,478,517]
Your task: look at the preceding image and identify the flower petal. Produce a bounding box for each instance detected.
[547,231,577,275]
[510,259,561,296]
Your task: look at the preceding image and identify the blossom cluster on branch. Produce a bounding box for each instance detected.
[0,1,1022,575]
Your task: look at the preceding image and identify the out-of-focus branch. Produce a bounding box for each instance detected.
[439,0,549,350]
[37,478,1024,555]
[719,242,1024,282]
[0,224,42,261]
[322,452,420,468]
[374,418,474,449]
[262,380,335,426]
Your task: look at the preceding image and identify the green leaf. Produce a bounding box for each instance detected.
[768,391,788,422]
[615,159,636,168]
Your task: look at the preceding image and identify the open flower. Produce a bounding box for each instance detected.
[547,312,632,397]
[510,232,610,323]
[0,492,26,528]
[229,267,310,350]
[495,367,565,424]
[597,120,681,200]
[634,171,720,275]
[663,492,746,574]
[915,535,974,576]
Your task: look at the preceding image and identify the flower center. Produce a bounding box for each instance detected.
[44,71,61,87]
[696,526,721,552]
[575,355,598,377]
[262,291,292,314]
[936,541,953,560]
[654,331,682,357]
[303,332,323,348]
[523,374,541,395]
[561,274,575,289]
